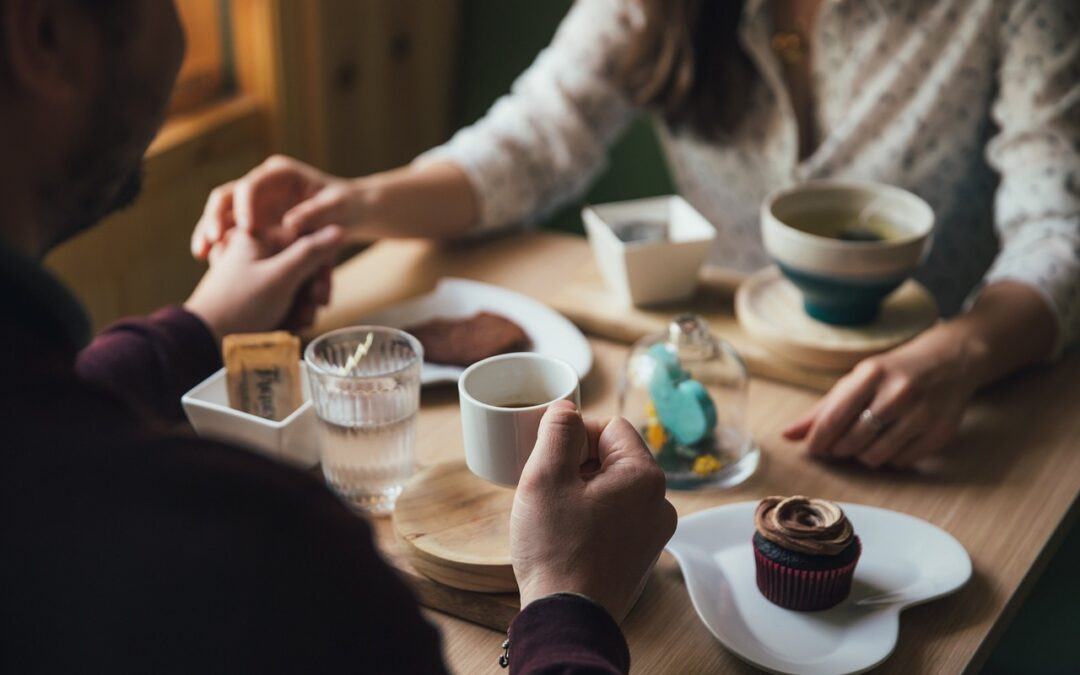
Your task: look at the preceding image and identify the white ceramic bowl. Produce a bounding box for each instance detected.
[181,362,320,468]
[761,180,934,326]
[583,195,717,307]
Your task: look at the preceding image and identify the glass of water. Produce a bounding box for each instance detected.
[304,326,422,514]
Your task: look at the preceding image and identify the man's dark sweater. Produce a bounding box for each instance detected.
[0,248,629,674]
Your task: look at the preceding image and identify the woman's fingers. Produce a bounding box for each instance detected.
[852,414,924,467]
[782,400,821,441]
[804,362,884,457]
[283,186,350,237]
[233,156,313,233]
[830,373,916,459]
[891,426,955,468]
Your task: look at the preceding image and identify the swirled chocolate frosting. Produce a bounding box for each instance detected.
[754,496,854,556]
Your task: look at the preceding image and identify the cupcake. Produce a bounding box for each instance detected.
[753,495,861,611]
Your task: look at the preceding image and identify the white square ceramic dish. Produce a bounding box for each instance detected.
[181,362,320,468]
[582,195,717,306]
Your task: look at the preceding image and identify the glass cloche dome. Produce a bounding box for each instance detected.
[619,314,758,489]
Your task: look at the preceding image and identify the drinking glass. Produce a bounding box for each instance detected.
[305,326,422,514]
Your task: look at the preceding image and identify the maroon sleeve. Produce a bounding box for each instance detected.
[509,593,630,674]
[75,305,221,422]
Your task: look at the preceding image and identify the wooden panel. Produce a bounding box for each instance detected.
[309,0,461,175]
[170,0,227,113]
[230,0,460,173]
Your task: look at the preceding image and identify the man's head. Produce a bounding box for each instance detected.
[0,0,184,257]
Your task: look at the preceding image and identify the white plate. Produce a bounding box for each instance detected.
[665,501,971,675]
[358,278,593,385]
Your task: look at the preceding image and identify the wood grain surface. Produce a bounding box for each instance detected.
[548,263,842,391]
[312,232,1080,675]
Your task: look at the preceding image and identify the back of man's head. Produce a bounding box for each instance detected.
[0,0,184,258]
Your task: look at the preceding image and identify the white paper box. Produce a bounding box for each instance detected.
[583,196,717,306]
[181,362,319,468]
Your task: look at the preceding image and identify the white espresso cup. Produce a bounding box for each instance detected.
[458,353,581,486]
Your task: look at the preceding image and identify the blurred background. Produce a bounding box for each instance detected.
[46,0,677,332]
[44,4,1074,670]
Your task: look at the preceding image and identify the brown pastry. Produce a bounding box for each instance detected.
[404,312,530,366]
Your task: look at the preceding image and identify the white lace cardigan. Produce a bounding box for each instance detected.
[419,0,1080,353]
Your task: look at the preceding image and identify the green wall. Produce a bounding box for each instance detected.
[454,0,674,234]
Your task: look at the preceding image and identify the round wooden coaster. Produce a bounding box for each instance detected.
[393,461,517,593]
[735,266,938,372]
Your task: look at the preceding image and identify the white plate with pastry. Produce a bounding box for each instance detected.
[665,501,971,675]
[357,278,592,386]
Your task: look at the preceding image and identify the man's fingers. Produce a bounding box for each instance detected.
[805,362,884,456]
[265,225,343,285]
[583,417,609,460]
[280,298,318,332]
[593,417,667,501]
[309,265,333,306]
[596,417,656,465]
[526,401,589,480]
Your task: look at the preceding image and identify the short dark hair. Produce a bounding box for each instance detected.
[0,0,136,52]
[73,0,137,43]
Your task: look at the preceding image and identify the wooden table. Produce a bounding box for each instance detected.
[312,232,1080,675]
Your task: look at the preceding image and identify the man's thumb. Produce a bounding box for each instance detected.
[525,400,589,480]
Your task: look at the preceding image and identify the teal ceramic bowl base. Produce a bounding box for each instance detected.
[777,263,907,327]
[803,298,881,326]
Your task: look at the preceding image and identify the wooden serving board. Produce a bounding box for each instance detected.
[735,267,939,371]
[380,530,520,632]
[394,461,516,592]
[549,264,842,391]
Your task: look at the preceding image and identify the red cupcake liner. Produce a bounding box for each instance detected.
[753,537,861,611]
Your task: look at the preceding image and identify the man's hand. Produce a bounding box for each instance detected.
[511,401,678,623]
[184,226,343,342]
[191,155,361,260]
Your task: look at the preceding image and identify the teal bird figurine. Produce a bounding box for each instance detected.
[646,344,717,445]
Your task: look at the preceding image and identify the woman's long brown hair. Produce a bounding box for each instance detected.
[620,0,750,139]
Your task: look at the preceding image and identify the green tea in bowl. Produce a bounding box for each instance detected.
[784,209,906,243]
[761,181,935,326]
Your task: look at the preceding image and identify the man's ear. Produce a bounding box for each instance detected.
[2,0,92,102]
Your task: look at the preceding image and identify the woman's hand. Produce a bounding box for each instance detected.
[783,323,983,468]
[191,156,478,260]
[783,281,1058,468]
[190,155,365,260]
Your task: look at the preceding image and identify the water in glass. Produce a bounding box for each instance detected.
[305,327,422,514]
